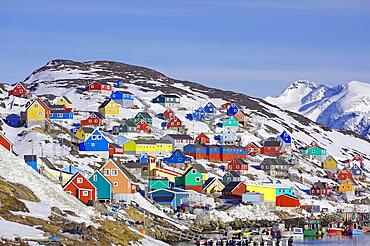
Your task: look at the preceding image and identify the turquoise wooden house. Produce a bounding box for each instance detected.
[89,170,112,201]
[149,178,169,191]
[130,112,153,125]
[223,116,239,130]
[301,143,327,161]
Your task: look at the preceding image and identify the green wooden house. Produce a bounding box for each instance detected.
[175,166,203,193]
[149,178,169,191]
[223,116,239,129]
[129,112,153,125]
[88,170,112,201]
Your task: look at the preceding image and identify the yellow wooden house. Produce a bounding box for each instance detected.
[52,96,73,109]
[322,155,338,172]
[338,177,356,193]
[75,127,94,141]
[123,139,173,155]
[245,184,294,203]
[98,99,119,118]
[26,98,50,128]
[203,177,225,194]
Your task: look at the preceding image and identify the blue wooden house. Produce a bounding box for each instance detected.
[70,126,79,135]
[139,153,149,164]
[216,128,238,145]
[114,80,125,87]
[89,170,112,201]
[278,130,292,150]
[24,155,37,171]
[5,114,21,127]
[186,108,206,122]
[227,103,239,116]
[204,102,217,116]
[78,129,109,152]
[148,188,189,210]
[163,149,191,167]
[50,109,73,123]
[351,163,363,178]
[110,91,135,107]
[110,135,129,146]
[62,165,85,175]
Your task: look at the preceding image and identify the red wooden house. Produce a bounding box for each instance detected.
[220,102,231,111]
[338,166,353,181]
[227,158,248,174]
[163,108,175,120]
[166,116,182,131]
[311,181,330,197]
[245,142,260,156]
[222,181,246,197]
[195,133,210,144]
[63,172,97,204]
[109,143,124,157]
[136,120,150,133]
[0,133,13,153]
[86,81,112,92]
[352,155,364,169]
[8,82,30,98]
[260,138,282,156]
[276,194,300,207]
[80,112,104,127]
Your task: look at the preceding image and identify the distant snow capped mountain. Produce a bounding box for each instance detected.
[266,80,370,138]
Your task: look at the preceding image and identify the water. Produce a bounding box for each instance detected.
[173,234,370,245]
[294,234,370,245]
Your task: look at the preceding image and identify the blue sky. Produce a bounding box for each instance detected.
[1,0,370,97]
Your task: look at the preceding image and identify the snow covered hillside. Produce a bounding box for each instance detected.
[266,80,370,138]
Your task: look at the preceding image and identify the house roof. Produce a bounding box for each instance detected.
[24,155,37,162]
[89,112,105,119]
[136,112,152,119]
[263,139,281,147]
[0,132,12,146]
[123,161,144,169]
[203,177,222,190]
[98,99,114,108]
[80,127,95,133]
[222,181,242,192]
[122,119,136,127]
[262,158,288,166]
[313,181,327,189]
[39,157,71,174]
[134,139,172,145]
[109,142,123,149]
[158,94,180,98]
[164,134,193,140]
[90,81,110,86]
[226,170,241,178]
[232,158,248,165]
[191,164,207,174]
[114,90,133,95]
[149,188,189,195]
[51,109,72,114]
[56,96,72,104]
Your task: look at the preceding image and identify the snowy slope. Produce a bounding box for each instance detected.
[266,80,370,138]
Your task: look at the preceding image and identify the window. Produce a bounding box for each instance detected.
[97,135,102,140]
[82,191,89,196]
[192,169,196,174]
[91,143,95,147]
[20,89,23,93]
[92,135,97,140]
[114,182,118,186]
[57,113,63,118]
[66,191,72,195]
[104,169,110,176]
[93,175,97,182]
[88,119,92,123]
[77,178,83,183]
[34,104,39,108]
[195,177,201,182]
[111,169,118,176]
[38,111,43,116]
[91,85,94,88]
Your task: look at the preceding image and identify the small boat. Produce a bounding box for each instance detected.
[360,220,370,232]
[327,222,344,235]
[343,223,364,236]
[282,227,304,238]
[303,219,324,237]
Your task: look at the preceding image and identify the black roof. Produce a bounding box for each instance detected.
[164,134,193,140]
[263,139,281,147]
[262,158,288,166]
[24,155,37,162]
[80,127,94,133]
[60,96,72,104]
[158,94,180,98]
[233,158,248,165]
[98,99,114,108]
[121,120,136,127]
[136,112,152,119]
[51,109,72,114]
[90,112,105,119]
[222,181,241,192]
[134,139,172,145]
[225,170,241,178]
[124,161,144,169]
